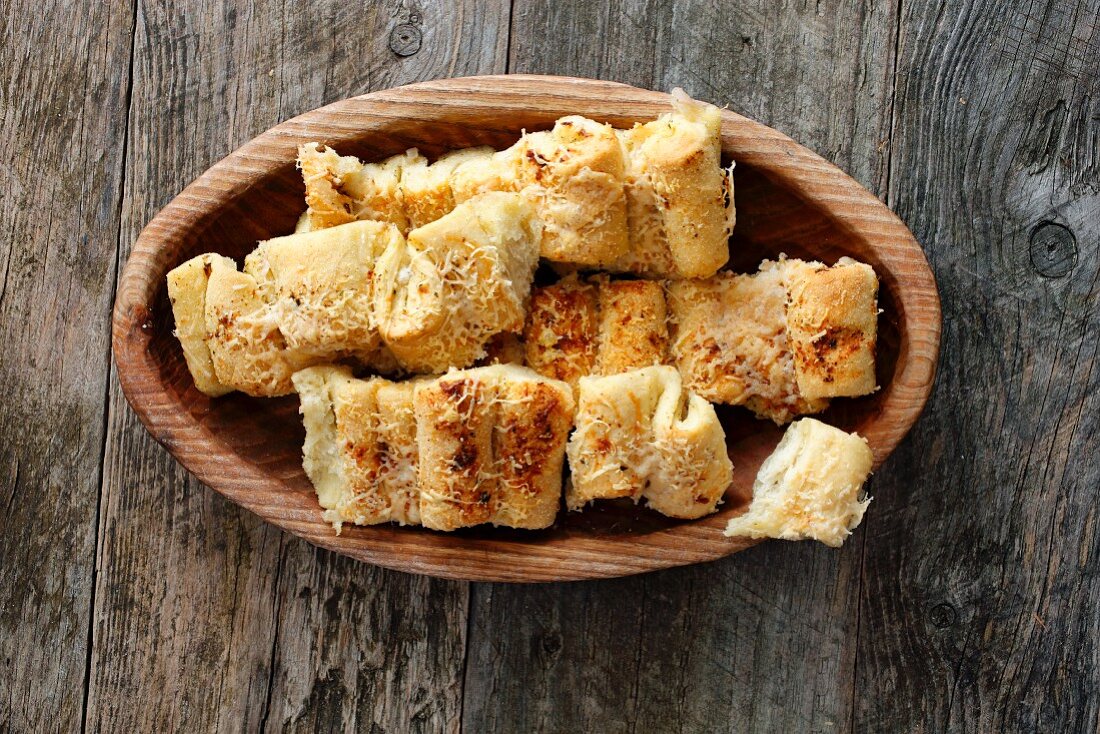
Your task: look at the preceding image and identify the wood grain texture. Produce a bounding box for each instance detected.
[112,75,936,584]
[463,1,902,730]
[0,1,134,730]
[87,1,507,730]
[856,1,1100,731]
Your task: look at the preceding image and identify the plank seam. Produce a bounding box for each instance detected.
[80,1,140,732]
[258,536,287,733]
[458,583,475,734]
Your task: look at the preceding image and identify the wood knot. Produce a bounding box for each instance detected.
[929,602,957,629]
[389,23,422,57]
[1029,221,1077,278]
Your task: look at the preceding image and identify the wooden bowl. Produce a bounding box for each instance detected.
[112,75,940,582]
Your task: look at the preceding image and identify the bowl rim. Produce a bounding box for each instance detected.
[111,74,941,582]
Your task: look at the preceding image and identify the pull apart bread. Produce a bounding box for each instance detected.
[566,365,733,519]
[371,191,541,373]
[667,256,879,423]
[293,364,574,532]
[523,275,669,389]
[168,220,401,397]
[168,192,539,396]
[295,90,733,278]
[724,418,873,547]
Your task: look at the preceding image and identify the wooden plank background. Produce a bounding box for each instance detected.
[0,0,1096,731]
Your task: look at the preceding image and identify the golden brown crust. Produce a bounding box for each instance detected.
[523,274,600,388]
[297,143,421,234]
[415,365,573,531]
[204,265,316,397]
[786,259,878,400]
[592,276,669,375]
[403,147,496,229]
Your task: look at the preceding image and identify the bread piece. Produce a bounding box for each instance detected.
[724,418,872,547]
[666,259,829,424]
[292,366,420,530]
[566,365,732,519]
[612,89,735,279]
[449,145,521,203]
[297,143,422,233]
[787,258,878,399]
[415,365,573,531]
[166,254,237,397]
[243,220,402,355]
[204,262,316,397]
[402,147,495,229]
[515,116,630,266]
[592,276,669,375]
[523,275,599,388]
[373,191,542,373]
[478,332,526,366]
[524,275,669,389]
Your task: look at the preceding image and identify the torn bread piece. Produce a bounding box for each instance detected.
[724,418,872,547]
[612,89,735,279]
[787,257,879,400]
[167,253,237,397]
[297,143,423,234]
[402,147,496,229]
[373,191,542,373]
[293,365,421,530]
[243,220,402,356]
[415,365,574,531]
[523,275,669,390]
[566,365,732,519]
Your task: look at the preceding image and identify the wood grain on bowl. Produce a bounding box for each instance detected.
[111,75,941,582]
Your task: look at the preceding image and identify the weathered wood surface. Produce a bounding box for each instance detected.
[0,1,134,732]
[86,1,505,732]
[1,1,1097,732]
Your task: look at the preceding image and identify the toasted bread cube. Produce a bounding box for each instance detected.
[297,143,422,234]
[566,366,732,518]
[612,90,734,279]
[415,365,573,531]
[666,260,828,424]
[592,276,669,375]
[204,264,316,397]
[373,191,541,373]
[243,220,402,355]
[787,258,879,400]
[293,366,421,529]
[449,145,521,203]
[167,254,237,397]
[724,418,872,547]
[523,275,599,388]
[403,147,495,229]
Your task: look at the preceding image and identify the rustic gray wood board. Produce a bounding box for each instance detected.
[1,0,1097,731]
[86,1,507,731]
[0,1,134,731]
[856,1,1100,731]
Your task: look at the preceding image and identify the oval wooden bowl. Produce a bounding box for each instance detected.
[112,75,940,583]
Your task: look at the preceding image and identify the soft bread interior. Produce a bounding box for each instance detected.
[724,417,873,547]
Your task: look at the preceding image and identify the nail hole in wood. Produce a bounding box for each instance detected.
[389,23,422,57]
